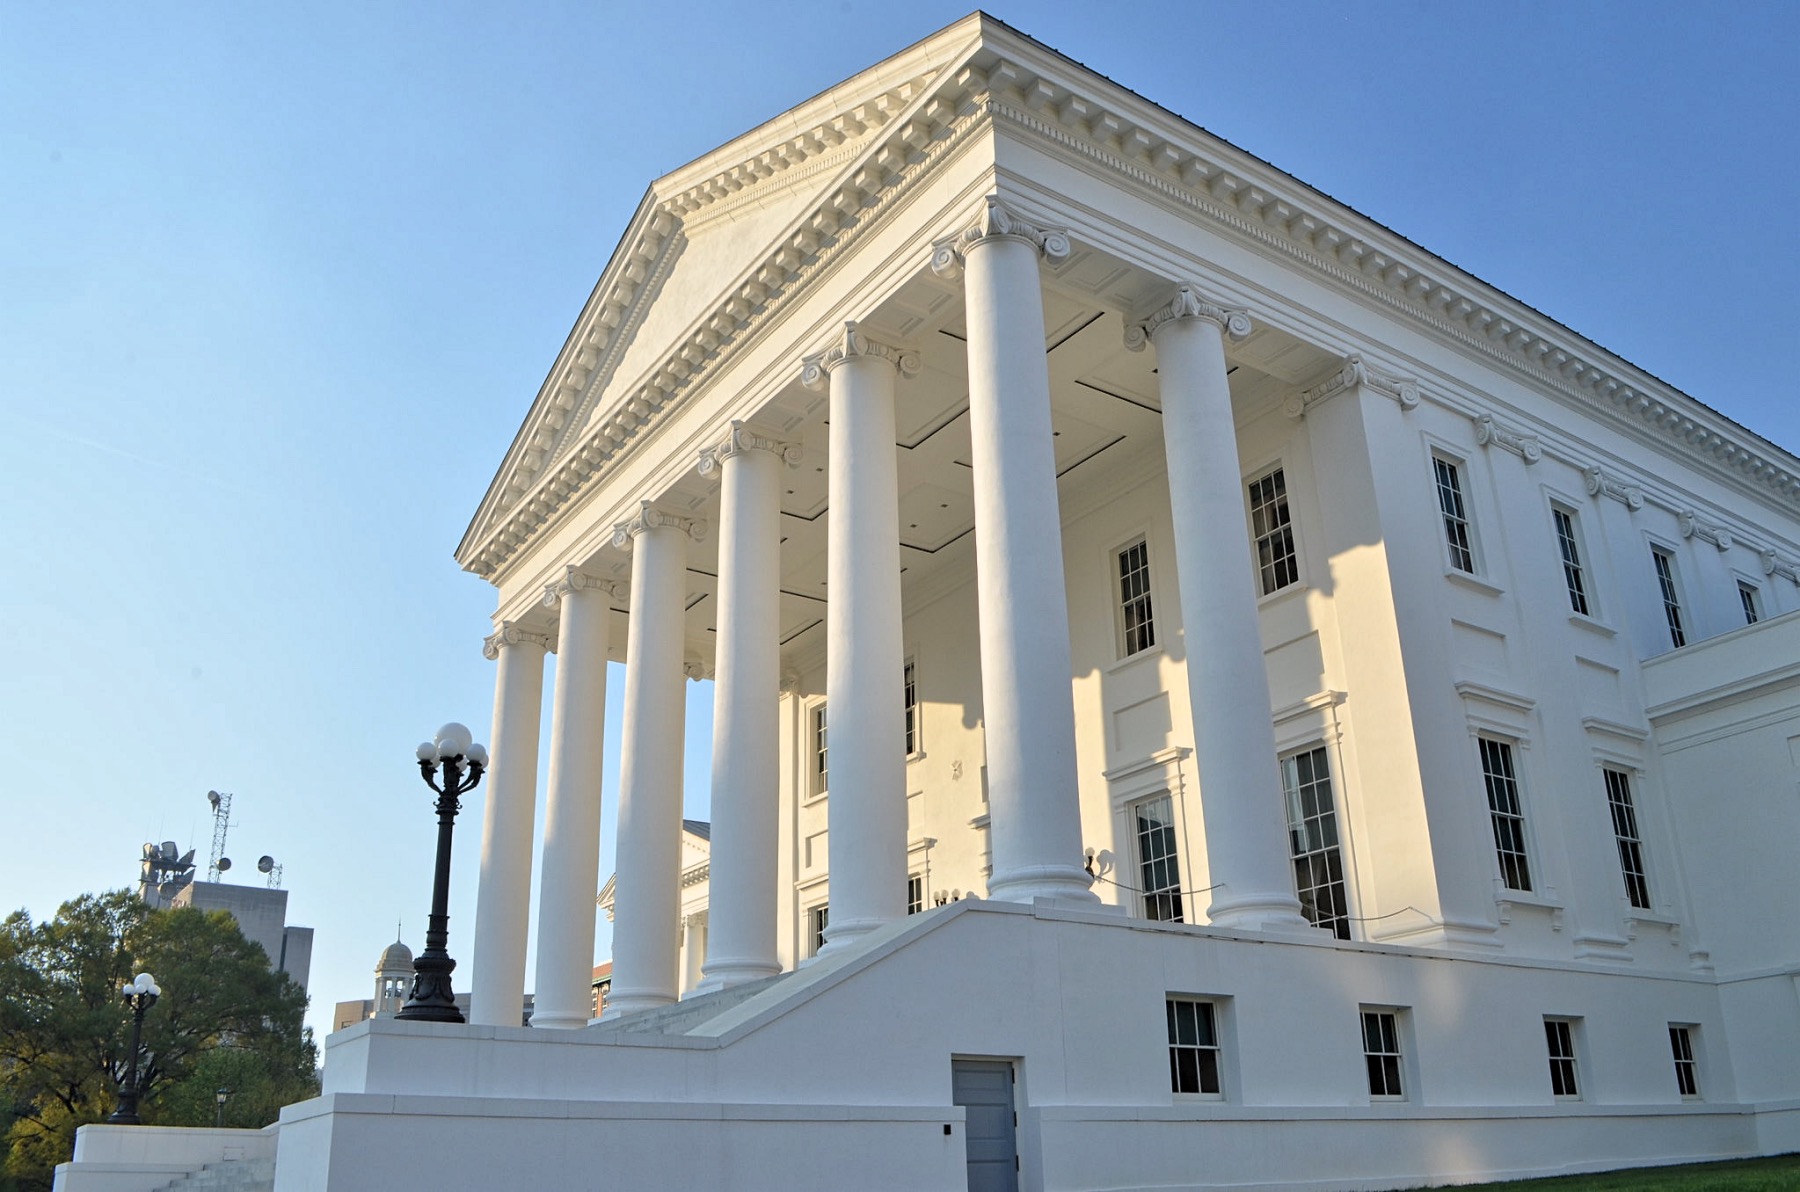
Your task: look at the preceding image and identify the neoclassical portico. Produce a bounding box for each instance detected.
[461,195,1337,1023]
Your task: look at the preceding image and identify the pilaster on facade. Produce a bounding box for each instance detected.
[1584,465,1646,511]
[1474,412,1543,465]
[929,195,1071,280]
[1281,354,1421,420]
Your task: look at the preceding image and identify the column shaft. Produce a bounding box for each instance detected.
[468,628,548,1027]
[1148,299,1307,929]
[603,511,691,1016]
[529,576,613,1027]
[819,343,908,949]
[957,223,1095,904]
[698,431,785,989]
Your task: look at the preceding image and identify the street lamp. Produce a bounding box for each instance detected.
[214,1087,229,1128]
[107,972,161,1124]
[396,722,486,1022]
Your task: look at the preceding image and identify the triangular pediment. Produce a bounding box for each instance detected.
[457,15,990,568]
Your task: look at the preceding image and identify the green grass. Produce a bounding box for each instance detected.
[1412,1153,1800,1190]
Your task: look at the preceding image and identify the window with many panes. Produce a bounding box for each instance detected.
[1739,581,1763,625]
[1248,467,1298,595]
[807,903,830,955]
[1117,539,1156,655]
[1434,456,1476,573]
[1166,998,1221,1096]
[1132,794,1184,922]
[1545,1018,1581,1098]
[1552,506,1591,616]
[810,704,828,795]
[1280,746,1349,939]
[1479,738,1532,892]
[1670,1026,1700,1098]
[1652,547,1686,648]
[902,659,920,756]
[1603,768,1651,910]
[1362,1010,1405,1099]
[906,874,923,916]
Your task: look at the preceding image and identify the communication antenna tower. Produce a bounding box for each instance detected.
[257,854,284,888]
[205,790,234,882]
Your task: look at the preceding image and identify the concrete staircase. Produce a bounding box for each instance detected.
[149,1156,274,1192]
[585,972,787,1036]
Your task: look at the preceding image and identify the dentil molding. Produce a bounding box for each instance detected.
[929,195,1071,280]
[800,320,921,390]
[1121,284,1251,352]
[482,620,554,661]
[697,420,803,479]
[611,501,708,549]
[1282,355,1421,420]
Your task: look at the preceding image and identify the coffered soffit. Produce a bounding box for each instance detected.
[459,12,1800,583]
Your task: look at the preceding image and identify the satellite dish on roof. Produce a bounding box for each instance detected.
[216,856,232,873]
[257,856,274,873]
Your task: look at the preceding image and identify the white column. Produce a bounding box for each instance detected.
[801,323,913,950]
[602,502,702,1017]
[468,622,550,1027]
[680,911,708,995]
[1127,286,1308,930]
[931,197,1096,905]
[528,568,620,1028]
[696,423,796,990]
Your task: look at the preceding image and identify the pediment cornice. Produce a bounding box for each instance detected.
[461,15,1800,582]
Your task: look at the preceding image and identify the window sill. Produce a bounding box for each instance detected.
[906,751,926,765]
[802,789,828,807]
[1567,612,1617,638]
[1171,1092,1225,1103]
[1444,568,1506,597]
[1105,645,1164,676]
[1495,890,1562,910]
[1256,581,1309,609]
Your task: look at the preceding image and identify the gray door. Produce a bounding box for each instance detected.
[952,1058,1018,1192]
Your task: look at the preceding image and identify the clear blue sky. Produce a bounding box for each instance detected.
[3,2,1795,1044]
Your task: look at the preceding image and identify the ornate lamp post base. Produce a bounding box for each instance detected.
[396,954,462,1022]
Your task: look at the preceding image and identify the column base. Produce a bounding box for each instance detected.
[600,990,676,1019]
[695,957,781,994]
[986,864,1099,906]
[815,914,891,957]
[1205,892,1313,932]
[527,1009,591,1030]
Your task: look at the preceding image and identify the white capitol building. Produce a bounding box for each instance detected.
[60,13,1800,1192]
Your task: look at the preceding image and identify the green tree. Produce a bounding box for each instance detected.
[0,891,318,1191]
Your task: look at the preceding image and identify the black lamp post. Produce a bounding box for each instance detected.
[107,972,161,1124]
[214,1087,229,1128]
[396,722,486,1022]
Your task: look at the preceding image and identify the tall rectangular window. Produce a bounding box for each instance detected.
[1739,581,1763,625]
[1280,746,1350,939]
[1545,1019,1580,1098]
[1670,1026,1699,1098]
[1434,456,1476,573]
[1118,539,1156,655]
[1132,794,1184,922]
[810,704,829,794]
[1248,467,1298,595]
[906,874,923,916]
[808,904,830,955]
[1479,738,1532,892]
[902,659,919,755]
[1603,768,1651,910]
[1652,547,1686,648]
[1362,1010,1405,1099]
[1552,507,1590,615]
[1166,998,1221,1095]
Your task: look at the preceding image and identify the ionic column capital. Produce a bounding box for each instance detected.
[611,501,707,549]
[800,321,920,390]
[1677,510,1733,551]
[542,566,628,609]
[683,657,714,681]
[697,420,802,479]
[483,620,554,661]
[1282,354,1421,419]
[1123,284,1251,351]
[1583,465,1645,511]
[929,195,1071,280]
